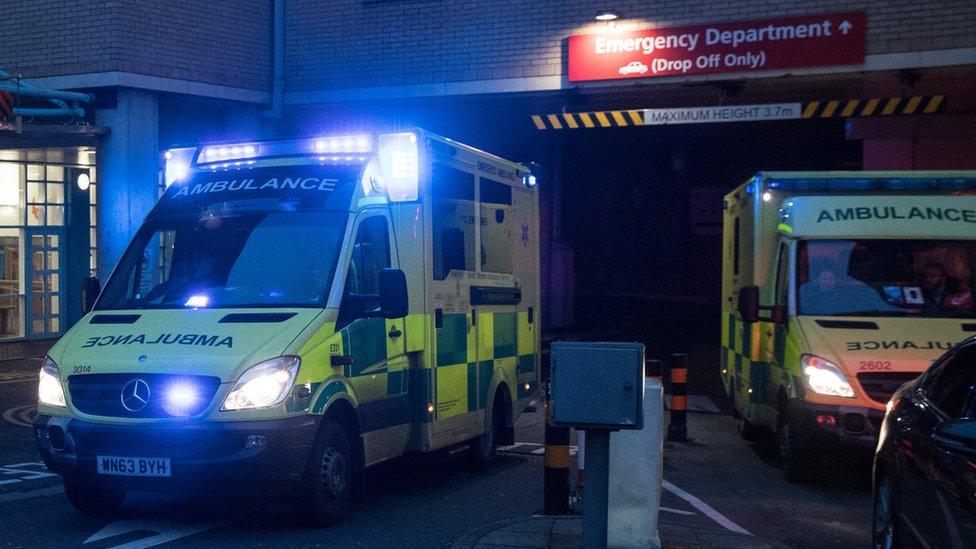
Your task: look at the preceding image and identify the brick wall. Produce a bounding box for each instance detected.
[0,0,122,77]
[0,0,271,91]
[285,0,976,92]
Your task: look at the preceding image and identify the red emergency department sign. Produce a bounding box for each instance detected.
[568,12,866,82]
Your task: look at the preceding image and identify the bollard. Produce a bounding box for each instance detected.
[544,402,571,514]
[666,353,688,442]
[608,378,664,549]
[646,358,663,383]
[543,356,570,515]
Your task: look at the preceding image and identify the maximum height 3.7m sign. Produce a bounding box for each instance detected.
[568,12,866,82]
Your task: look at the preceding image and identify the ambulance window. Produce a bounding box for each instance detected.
[480,178,513,274]
[775,244,789,306]
[346,216,391,296]
[337,216,390,328]
[733,217,740,276]
[432,164,475,280]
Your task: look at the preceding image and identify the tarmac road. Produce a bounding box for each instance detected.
[0,307,873,548]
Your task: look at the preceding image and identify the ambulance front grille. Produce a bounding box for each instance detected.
[68,373,221,418]
[856,372,919,404]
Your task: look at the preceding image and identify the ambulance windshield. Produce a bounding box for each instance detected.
[797,240,976,318]
[97,166,358,310]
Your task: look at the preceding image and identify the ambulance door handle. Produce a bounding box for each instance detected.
[388,326,402,339]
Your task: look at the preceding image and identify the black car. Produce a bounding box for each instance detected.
[874,336,976,548]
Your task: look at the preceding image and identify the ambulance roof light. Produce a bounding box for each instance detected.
[765,177,976,192]
[199,143,260,164]
[196,135,373,165]
[164,147,196,186]
[378,132,419,202]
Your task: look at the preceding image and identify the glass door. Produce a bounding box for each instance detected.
[27,229,64,338]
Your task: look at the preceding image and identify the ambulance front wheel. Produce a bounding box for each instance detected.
[298,419,354,526]
[777,409,815,483]
[63,479,126,515]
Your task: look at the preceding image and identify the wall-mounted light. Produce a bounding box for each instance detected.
[595,11,619,29]
[76,172,91,191]
[0,163,19,206]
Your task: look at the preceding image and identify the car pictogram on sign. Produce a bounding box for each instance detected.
[618,61,649,76]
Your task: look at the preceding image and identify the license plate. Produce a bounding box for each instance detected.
[96,456,171,477]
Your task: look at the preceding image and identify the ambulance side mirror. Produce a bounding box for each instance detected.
[770,305,788,324]
[737,285,760,323]
[378,268,408,319]
[82,276,101,314]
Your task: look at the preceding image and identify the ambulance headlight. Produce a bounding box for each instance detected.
[38,357,66,407]
[222,356,300,411]
[801,355,855,398]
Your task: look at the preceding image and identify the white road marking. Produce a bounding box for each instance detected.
[0,461,57,487]
[3,405,37,427]
[660,506,696,516]
[499,442,580,456]
[85,517,222,549]
[0,485,63,503]
[497,443,528,452]
[662,479,751,535]
[1,462,56,480]
[0,371,38,384]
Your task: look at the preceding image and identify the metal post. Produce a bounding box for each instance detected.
[582,429,610,549]
[667,353,688,442]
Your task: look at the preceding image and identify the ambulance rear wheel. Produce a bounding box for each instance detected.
[469,394,503,468]
[298,419,353,526]
[64,479,125,515]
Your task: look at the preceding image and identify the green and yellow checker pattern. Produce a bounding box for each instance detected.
[722,312,770,406]
[722,312,798,426]
[296,309,537,430]
[434,310,537,420]
[298,315,425,431]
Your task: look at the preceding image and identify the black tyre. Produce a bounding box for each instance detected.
[63,479,125,515]
[469,394,503,468]
[733,383,763,442]
[777,409,816,483]
[873,475,903,549]
[728,379,742,420]
[297,419,354,526]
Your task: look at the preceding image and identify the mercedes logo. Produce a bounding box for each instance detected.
[120,379,151,412]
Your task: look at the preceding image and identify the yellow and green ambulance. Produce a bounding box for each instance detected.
[722,171,976,481]
[34,130,540,523]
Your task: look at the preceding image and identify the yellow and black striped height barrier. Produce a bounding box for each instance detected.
[531,95,946,130]
[666,353,688,442]
[800,95,944,119]
[543,363,570,515]
[532,110,644,130]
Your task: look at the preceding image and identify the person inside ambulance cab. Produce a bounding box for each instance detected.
[921,262,973,314]
[800,259,890,316]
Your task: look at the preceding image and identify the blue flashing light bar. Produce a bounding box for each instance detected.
[764,176,976,192]
[196,135,373,165]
